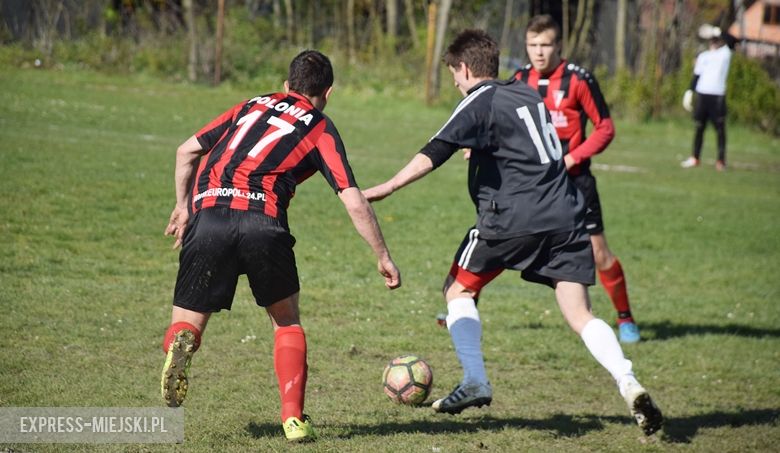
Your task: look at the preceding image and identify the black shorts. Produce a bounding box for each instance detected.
[173,207,300,312]
[693,93,727,125]
[570,171,604,234]
[449,226,595,291]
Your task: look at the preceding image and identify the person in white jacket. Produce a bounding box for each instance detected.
[681,25,732,171]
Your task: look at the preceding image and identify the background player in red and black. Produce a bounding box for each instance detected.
[516,14,640,343]
[160,50,401,442]
[363,29,662,436]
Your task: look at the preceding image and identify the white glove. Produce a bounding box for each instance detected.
[683,90,693,112]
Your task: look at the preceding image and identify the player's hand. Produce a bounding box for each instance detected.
[462,148,472,160]
[378,257,401,290]
[563,153,576,170]
[682,90,693,112]
[362,182,394,202]
[164,206,189,249]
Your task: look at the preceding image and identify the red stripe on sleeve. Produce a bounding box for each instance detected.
[567,77,615,165]
[317,131,351,190]
[195,101,244,149]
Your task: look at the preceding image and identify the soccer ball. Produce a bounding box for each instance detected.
[382,355,433,405]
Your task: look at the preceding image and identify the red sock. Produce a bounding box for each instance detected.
[162,322,202,353]
[597,259,634,324]
[274,325,308,422]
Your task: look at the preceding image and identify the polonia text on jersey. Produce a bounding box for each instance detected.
[248,95,315,126]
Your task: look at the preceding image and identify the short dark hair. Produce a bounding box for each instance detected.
[526,14,561,42]
[287,50,333,97]
[443,29,499,78]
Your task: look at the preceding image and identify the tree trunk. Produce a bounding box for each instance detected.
[734,0,745,49]
[306,0,314,48]
[183,0,197,82]
[284,0,294,44]
[615,0,626,71]
[499,0,514,53]
[386,0,398,42]
[662,0,684,73]
[272,0,281,31]
[214,0,225,86]
[579,0,595,61]
[369,0,382,59]
[566,0,587,58]
[562,0,569,55]
[425,1,437,104]
[347,0,356,64]
[32,0,65,60]
[333,1,343,51]
[404,0,418,48]
[429,0,452,101]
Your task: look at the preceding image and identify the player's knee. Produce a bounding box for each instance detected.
[593,248,615,270]
[265,293,301,327]
[444,280,476,302]
[441,275,455,297]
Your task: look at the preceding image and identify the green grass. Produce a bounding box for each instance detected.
[1,66,779,452]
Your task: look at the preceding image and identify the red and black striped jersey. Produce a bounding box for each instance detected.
[191,91,357,228]
[515,60,615,175]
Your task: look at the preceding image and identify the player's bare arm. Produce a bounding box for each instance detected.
[165,134,205,249]
[362,153,434,202]
[338,187,401,289]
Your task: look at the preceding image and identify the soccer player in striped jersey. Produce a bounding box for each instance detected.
[160,50,401,442]
[364,29,662,436]
[515,14,641,343]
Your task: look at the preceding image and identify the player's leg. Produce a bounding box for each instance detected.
[692,120,706,160]
[714,96,727,170]
[554,280,663,436]
[682,94,707,167]
[572,173,640,342]
[432,228,501,414]
[264,293,315,442]
[443,277,487,388]
[161,307,209,407]
[240,220,313,441]
[591,233,639,343]
[162,208,239,407]
[431,276,495,414]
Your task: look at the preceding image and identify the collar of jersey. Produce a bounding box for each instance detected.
[286,91,315,108]
[467,80,498,94]
[533,59,567,79]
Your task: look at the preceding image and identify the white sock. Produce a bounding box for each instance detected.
[446,297,488,386]
[580,318,635,389]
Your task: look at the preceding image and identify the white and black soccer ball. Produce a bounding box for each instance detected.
[382,355,433,406]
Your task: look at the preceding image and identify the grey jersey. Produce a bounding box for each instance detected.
[431,79,585,239]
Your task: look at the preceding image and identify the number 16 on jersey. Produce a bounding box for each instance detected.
[516,102,563,164]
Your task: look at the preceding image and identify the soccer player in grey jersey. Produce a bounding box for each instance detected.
[364,29,662,436]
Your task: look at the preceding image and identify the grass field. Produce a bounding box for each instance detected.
[1,66,779,452]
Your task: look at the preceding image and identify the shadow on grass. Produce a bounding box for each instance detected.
[246,413,629,440]
[640,321,780,340]
[662,408,780,443]
[245,408,779,442]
